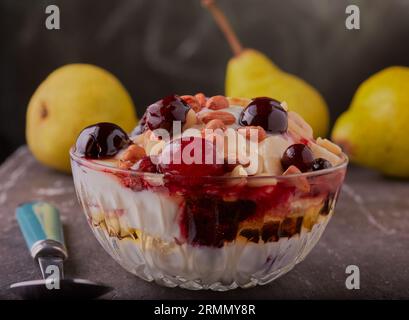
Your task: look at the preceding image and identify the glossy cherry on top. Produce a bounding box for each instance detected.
[239,97,288,134]
[311,158,332,171]
[281,143,314,172]
[75,122,130,159]
[145,95,191,132]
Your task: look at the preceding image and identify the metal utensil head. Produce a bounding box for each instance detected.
[13,202,113,300]
[9,278,112,300]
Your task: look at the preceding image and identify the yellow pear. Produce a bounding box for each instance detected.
[26,64,137,173]
[332,66,409,178]
[202,0,329,137]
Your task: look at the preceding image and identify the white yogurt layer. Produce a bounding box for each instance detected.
[72,161,182,242]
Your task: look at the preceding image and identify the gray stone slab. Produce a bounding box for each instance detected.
[1,146,408,299]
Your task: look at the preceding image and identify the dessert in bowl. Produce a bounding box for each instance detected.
[70,94,347,291]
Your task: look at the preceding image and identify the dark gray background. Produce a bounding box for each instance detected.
[1,0,409,162]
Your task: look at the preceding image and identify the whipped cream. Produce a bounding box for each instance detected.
[72,161,181,241]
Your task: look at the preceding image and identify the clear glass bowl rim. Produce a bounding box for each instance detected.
[69,147,348,181]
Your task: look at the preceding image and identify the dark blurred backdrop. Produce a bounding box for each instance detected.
[1,0,409,163]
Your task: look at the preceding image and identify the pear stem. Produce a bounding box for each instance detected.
[201,0,243,56]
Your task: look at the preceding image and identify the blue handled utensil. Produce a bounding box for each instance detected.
[9,201,112,299]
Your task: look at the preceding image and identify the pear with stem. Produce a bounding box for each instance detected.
[202,0,329,137]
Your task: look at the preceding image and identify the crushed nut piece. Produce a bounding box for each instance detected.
[118,144,146,169]
[194,93,207,108]
[121,144,146,162]
[199,111,236,125]
[316,137,342,155]
[288,111,313,139]
[183,109,198,130]
[206,95,229,110]
[237,126,267,142]
[227,97,251,107]
[204,119,226,131]
[231,165,248,177]
[181,95,201,112]
[283,165,310,192]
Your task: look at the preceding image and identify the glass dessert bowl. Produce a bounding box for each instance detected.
[70,94,348,291]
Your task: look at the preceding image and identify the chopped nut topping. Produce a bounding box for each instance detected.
[194,93,207,108]
[199,110,236,125]
[316,137,342,155]
[181,95,201,112]
[206,95,229,110]
[237,126,267,142]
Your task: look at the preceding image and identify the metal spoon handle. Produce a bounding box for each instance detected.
[16,202,67,260]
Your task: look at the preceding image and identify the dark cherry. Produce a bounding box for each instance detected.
[261,221,280,242]
[279,216,303,237]
[281,143,314,172]
[145,95,190,132]
[132,156,158,173]
[311,158,332,171]
[75,122,130,159]
[240,229,260,243]
[157,136,225,177]
[180,198,256,247]
[239,97,288,133]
